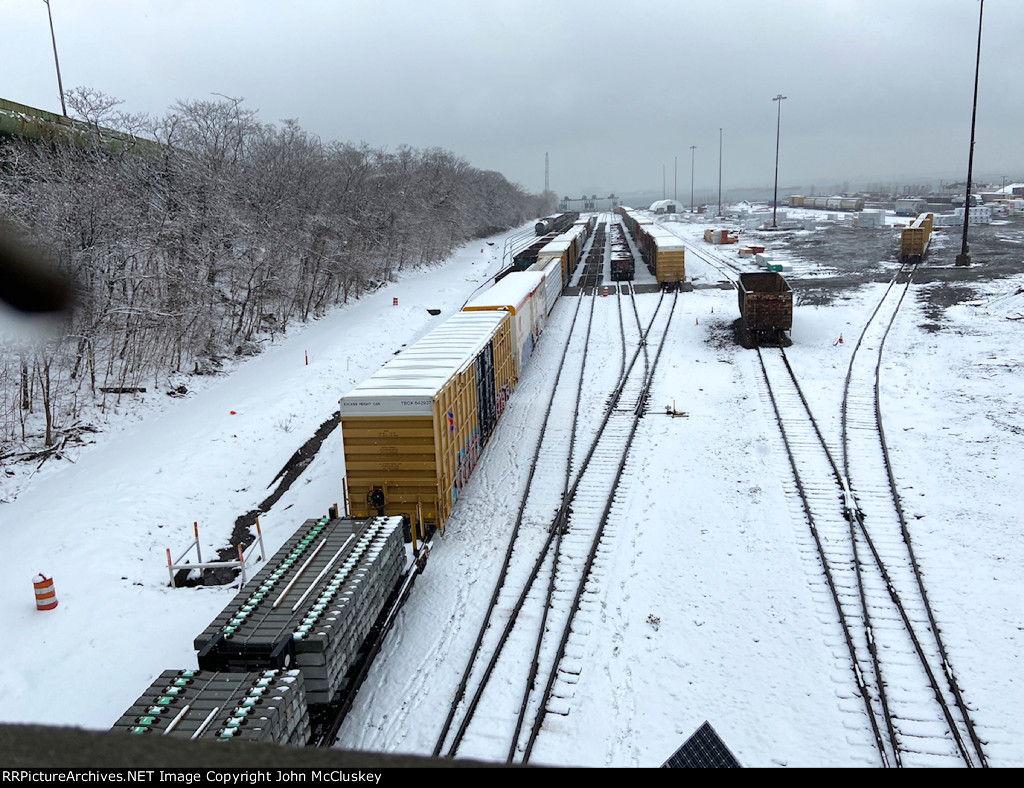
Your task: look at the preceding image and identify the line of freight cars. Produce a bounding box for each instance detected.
[614,207,685,288]
[513,213,596,272]
[111,216,596,751]
[788,195,866,211]
[341,214,594,539]
[534,211,579,236]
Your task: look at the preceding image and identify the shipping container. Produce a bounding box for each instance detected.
[340,311,515,534]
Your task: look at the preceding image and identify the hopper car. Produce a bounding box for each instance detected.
[736,271,793,347]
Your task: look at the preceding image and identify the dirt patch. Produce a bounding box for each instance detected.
[175,411,342,586]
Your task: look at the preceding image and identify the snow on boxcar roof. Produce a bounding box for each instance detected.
[340,310,507,409]
[464,271,544,312]
[646,225,686,251]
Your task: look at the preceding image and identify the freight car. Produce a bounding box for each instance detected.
[534,211,580,236]
[899,212,933,263]
[113,513,423,746]
[644,226,686,288]
[340,311,516,538]
[609,221,634,281]
[528,254,568,313]
[616,208,685,288]
[512,231,560,270]
[464,271,547,376]
[736,272,793,347]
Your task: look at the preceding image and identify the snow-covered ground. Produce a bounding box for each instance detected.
[1,218,1021,767]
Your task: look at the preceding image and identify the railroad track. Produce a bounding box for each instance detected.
[756,267,987,767]
[575,213,609,290]
[433,245,677,763]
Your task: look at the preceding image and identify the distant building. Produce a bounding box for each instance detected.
[650,199,685,214]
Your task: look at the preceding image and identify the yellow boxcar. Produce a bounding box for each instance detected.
[646,226,686,286]
[899,212,934,263]
[340,311,515,535]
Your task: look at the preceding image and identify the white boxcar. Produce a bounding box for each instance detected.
[463,271,546,378]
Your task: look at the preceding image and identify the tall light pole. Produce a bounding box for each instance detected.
[674,156,677,203]
[43,0,67,116]
[957,0,984,267]
[772,93,787,228]
[718,128,723,217]
[689,145,697,212]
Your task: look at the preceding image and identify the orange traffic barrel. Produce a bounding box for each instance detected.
[34,574,57,611]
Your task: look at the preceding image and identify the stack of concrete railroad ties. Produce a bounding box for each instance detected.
[111,669,310,745]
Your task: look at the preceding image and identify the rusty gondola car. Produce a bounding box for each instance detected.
[736,272,793,347]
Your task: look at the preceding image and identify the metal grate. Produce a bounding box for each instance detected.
[662,721,741,768]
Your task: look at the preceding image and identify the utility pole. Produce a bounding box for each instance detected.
[663,164,666,200]
[957,0,984,267]
[674,156,677,203]
[718,128,723,217]
[43,0,67,116]
[689,145,697,212]
[544,152,549,194]
[772,93,787,229]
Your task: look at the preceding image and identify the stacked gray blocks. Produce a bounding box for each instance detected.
[292,519,404,704]
[194,516,406,705]
[111,669,310,746]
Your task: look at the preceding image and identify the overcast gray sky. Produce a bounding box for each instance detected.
[4,0,1022,199]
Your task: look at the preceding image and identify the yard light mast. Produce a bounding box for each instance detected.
[772,93,786,229]
[690,145,697,212]
[42,0,67,116]
[718,128,723,217]
[957,0,984,267]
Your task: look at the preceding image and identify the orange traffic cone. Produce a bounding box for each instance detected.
[695,317,699,325]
